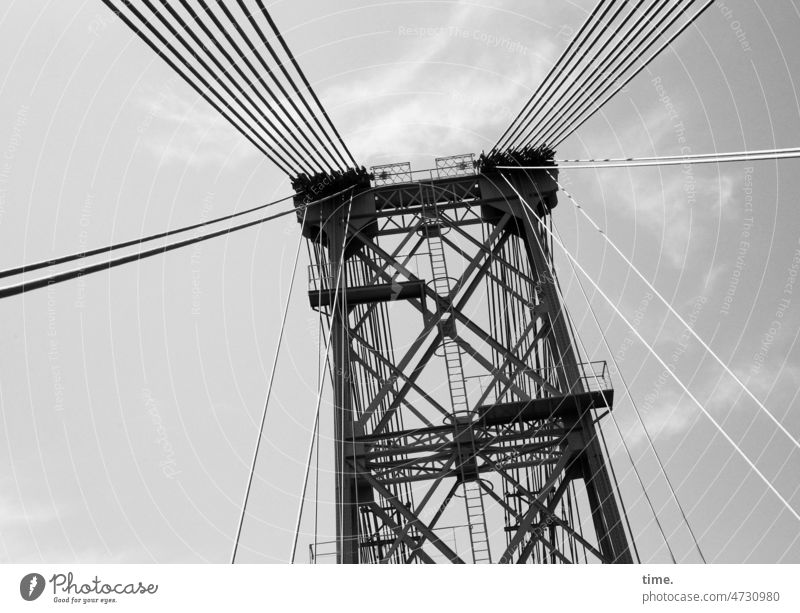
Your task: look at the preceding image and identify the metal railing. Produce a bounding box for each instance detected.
[371,161,412,186]
[308,540,337,564]
[435,153,476,178]
[308,525,466,563]
[370,154,478,187]
[578,360,612,392]
[465,361,612,404]
[307,254,430,293]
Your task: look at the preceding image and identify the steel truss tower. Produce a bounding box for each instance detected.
[297,155,633,564]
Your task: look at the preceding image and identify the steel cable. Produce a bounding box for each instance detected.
[166,0,328,173]
[549,0,715,146]
[525,0,672,148]
[492,0,615,153]
[254,0,358,169]
[133,0,314,174]
[506,0,638,151]
[101,0,295,174]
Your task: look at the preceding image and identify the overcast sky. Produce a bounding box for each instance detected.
[0,0,798,564]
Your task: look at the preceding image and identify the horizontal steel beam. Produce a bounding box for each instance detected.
[309,280,426,308]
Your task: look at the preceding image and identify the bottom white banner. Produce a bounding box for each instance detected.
[0,564,797,612]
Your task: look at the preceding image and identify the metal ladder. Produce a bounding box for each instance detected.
[462,480,492,563]
[421,199,493,564]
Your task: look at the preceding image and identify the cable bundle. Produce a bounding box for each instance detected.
[102,0,358,177]
[492,0,715,155]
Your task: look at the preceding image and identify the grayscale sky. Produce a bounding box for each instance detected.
[0,0,798,563]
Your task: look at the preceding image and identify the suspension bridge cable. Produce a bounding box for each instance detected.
[551,0,715,147]
[551,218,707,563]
[292,411,321,563]
[526,0,675,149]
[529,0,694,147]
[290,192,355,563]
[494,0,614,153]
[501,172,800,523]
[0,195,293,280]
[130,0,310,173]
[255,0,359,169]
[557,146,800,164]
[194,0,336,171]
[231,205,308,564]
[131,0,314,175]
[548,174,800,450]
[492,0,615,153]
[232,0,350,172]
[219,0,347,173]
[186,0,330,174]
[541,0,697,147]
[101,0,294,175]
[536,184,699,560]
[509,0,653,152]
[0,208,293,298]
[595,395,647,563]
[504,0,631,152]
[499,150,800,170]
[164,0,327,173]
[0,187,356,299]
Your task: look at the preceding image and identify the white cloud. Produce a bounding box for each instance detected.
[581,163,738,268]
[562,100,742,266]
[321,4,559,164]
[0,494,66,528]
[621,387,699,448]
[137,88,258,168]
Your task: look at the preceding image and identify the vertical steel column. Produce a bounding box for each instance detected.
[324,201,361,564]
[521,218,632,564]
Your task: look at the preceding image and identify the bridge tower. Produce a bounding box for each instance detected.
[295,154,633,564]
